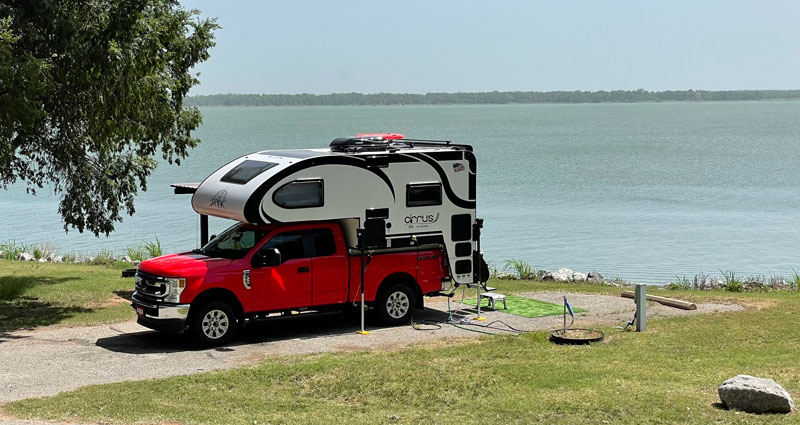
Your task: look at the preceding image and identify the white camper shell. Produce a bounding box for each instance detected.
[191,134,484,286]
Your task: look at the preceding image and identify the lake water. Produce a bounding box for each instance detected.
[3,101,800,283]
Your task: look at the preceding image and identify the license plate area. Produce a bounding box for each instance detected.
[136,306,145,316]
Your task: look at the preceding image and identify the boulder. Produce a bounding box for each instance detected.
[46,255,64,263]
[121,255,133,263]
[699,277,724,290]
[17,252,35,261]
[544,268,575,282]
[718,375,795,414]
[38,257,48,263]
[588,271,604,283]
[571,272,587,282]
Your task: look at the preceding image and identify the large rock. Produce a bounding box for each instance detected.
[542,268,588,282]
[543,268,574,282]
[46,254,64,263]
[121,255,133,263]
[17,252,35,261]
[718,375,795,414]
[588,271,604,283]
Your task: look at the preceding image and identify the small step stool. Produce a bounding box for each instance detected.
[479,292,507,310]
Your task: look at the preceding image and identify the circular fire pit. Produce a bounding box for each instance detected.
[549,328,605,345]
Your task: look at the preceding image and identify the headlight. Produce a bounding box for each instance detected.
[164,278,186,303]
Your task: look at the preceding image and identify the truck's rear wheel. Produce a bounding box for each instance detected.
[376,283,415,325]
[190,301,237,347]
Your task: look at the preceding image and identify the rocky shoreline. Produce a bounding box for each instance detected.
[494,266,799,292]
[4,249,798,293]
[4,251,140,266]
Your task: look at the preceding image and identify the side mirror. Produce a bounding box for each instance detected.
[253,248,281,268]
[209,234,217,241]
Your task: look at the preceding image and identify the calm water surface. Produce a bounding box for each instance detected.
[4,102,799,283]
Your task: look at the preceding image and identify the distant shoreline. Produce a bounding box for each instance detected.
[186,89,800,107]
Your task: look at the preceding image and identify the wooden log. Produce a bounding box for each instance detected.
[621,291,697,310]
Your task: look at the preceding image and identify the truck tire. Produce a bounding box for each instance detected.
[190,301,237,347]
[376,283,416,325]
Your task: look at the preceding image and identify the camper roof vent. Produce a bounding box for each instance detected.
[330,134,402,153]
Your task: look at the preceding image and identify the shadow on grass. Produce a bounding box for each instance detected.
[113,290,133,301]
[0,299,92,335]
[0,275,79,300]
[95,307,453,354]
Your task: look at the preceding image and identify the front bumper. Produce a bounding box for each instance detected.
[131,293,190,333]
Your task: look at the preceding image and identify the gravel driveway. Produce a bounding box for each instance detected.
[0,290,741,422]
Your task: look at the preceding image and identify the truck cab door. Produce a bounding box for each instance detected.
[308,228,349,306]
[249,231,312,312]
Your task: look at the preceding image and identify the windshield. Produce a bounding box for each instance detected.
[195,223,268,259]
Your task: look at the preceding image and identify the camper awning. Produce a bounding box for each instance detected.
[170,183,200,195]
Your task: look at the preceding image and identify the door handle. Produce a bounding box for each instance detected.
[297,266,310,273]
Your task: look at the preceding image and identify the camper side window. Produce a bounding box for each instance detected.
[406,183,442,207]
[273,180,324,208]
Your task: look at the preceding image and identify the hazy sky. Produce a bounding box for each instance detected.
[183,0,800,95]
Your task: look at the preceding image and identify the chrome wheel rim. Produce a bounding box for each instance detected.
[386,291,410,319]
[201,309,230,340]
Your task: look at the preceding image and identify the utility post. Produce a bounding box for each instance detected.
[634,283,646,332]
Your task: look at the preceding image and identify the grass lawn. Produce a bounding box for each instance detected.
[5,277,800,424]
[0,259,135,331]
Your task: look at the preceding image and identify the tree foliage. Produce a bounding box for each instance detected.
[187,89,800,107]
[0,0,217,235]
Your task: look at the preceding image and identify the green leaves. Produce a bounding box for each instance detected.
[0,0,218,235]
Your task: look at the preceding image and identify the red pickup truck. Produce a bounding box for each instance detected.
[132,221,449,346]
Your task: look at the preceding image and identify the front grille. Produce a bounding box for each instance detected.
[134,270,169,303]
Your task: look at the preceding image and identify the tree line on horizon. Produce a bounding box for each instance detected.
[186,89,800,107]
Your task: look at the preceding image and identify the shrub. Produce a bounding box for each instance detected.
[720,270,744,292]
[665,275,692,290]
[788,268,800,291]
[503,258,536,280]
[0,240,29,260]
[144,237,162,259]
[92,249,117,265]
[126,244,146,262]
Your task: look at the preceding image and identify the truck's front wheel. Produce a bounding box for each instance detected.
[376,283,415,325]
[190,301,237,347]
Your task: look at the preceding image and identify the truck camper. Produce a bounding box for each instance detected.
[132,134,489,346]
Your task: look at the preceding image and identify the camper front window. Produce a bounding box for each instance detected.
[273,179,324,208]
[221,160,278,184]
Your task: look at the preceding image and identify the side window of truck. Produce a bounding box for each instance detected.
[261,232,306,263]
[310,229,337,257]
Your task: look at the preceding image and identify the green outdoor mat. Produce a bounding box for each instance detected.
[461,294,586,318]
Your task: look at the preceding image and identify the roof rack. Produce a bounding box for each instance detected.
[330,136,472,153]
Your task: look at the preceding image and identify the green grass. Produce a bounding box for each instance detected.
[463,294,586,318]
[0,260,135,331]
[6,281,800,424]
